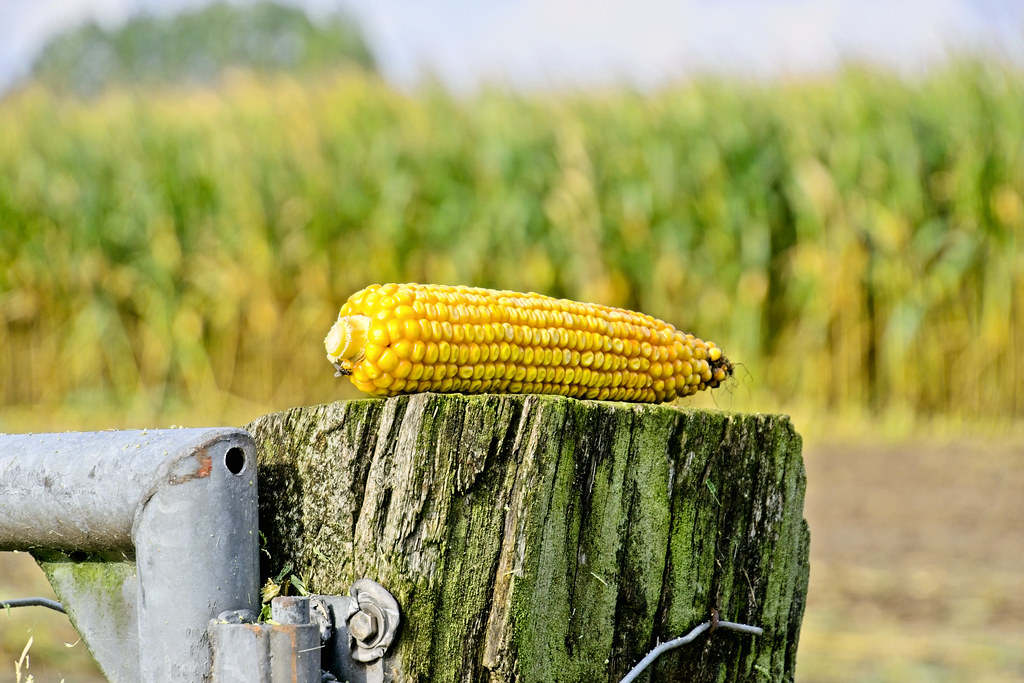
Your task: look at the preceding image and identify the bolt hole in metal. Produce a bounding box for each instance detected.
[224,446,246,475]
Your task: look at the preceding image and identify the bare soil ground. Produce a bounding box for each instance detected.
[799,438,1024,682]
[2,437,1023,681]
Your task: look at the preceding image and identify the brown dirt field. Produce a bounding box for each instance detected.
[799,438,1024,682]
[2,436,1023,681]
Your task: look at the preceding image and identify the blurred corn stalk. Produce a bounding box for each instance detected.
[0,62,1021,427]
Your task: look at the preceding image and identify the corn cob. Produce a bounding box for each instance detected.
[325,283,732,403]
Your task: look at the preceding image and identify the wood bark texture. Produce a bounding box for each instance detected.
[248,393,809,682]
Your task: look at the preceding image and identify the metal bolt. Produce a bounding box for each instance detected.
[348,609,378,642]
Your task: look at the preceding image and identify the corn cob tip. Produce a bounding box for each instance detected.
[707,353,734,387]
[325,314,370,364]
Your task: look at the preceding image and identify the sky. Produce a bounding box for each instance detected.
[1,0,1023,93]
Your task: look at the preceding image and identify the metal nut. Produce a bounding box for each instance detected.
[348,609,378,642]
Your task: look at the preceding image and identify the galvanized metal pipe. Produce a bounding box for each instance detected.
[0,428,260,682]
[0,429,242,550]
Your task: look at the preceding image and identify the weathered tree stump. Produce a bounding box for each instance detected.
[248,393,809,682]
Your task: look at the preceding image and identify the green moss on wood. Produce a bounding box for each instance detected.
[247,393,809,683]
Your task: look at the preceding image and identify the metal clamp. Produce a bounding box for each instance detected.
[345,578,401,663]
[209,579,401,683]
[315,578,401,683]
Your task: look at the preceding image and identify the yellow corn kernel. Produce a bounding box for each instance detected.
[376,348,400,374]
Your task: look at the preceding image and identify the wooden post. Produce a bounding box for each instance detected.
[249,393,809,682]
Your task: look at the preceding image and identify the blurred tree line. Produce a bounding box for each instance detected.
[29,1,375,96]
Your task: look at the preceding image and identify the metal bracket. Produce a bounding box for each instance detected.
[315,578,401,683]
[0,428,259,682]
[0,428,400,682]
[208,579,400,683]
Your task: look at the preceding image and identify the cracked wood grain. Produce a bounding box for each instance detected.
[248,393,809,682]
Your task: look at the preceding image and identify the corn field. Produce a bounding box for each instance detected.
[1,62,1022,429]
